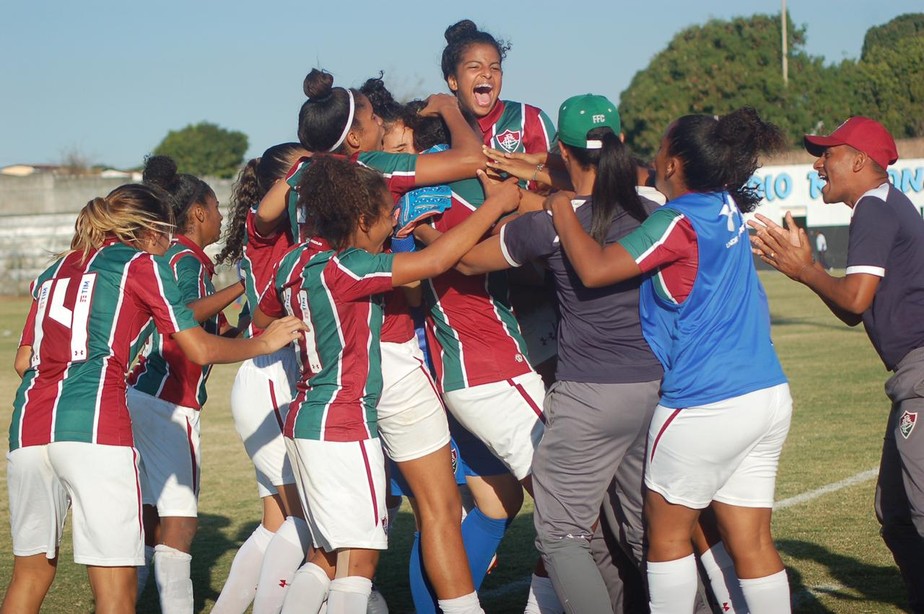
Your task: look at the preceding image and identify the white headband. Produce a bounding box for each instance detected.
[327,89,356,152]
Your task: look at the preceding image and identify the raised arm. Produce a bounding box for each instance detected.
[254,178,292,237]
[483,147,571,191]
[414,226,510,276]
[392,173,518,286]
[414,94,486,186]
[749,212,877,326]
[186,280,245,323]
[172,316,306,366]
[549,192,641,287]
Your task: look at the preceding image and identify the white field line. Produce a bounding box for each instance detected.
[479,468,880,602]
[774,467,878,510]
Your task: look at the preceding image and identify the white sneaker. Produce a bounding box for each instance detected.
[367,587,389,614]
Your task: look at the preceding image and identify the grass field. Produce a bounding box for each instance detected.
[0,271,912,613]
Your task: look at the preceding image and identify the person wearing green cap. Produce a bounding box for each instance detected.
[445,93,663,612]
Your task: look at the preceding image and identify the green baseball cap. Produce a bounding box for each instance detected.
[557,94,621,150]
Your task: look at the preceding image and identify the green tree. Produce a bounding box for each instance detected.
[152,122,248,178]
[619,13,858,158]
[855,14,924,139]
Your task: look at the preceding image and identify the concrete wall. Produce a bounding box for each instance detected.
[0,174,235,295]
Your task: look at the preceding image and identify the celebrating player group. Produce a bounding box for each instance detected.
[7,16,923,614]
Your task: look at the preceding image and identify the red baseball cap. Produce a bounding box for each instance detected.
[804,117,898,169]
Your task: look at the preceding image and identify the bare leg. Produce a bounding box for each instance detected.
[87,565,137,614]
[398,444,474,599]
[710,502,783,579]
[0,553,58,614]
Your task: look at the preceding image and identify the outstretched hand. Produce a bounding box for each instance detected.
[477,169,520,213]
[484,146,547,183]
[418,93,459,117]
[748,211,814,280]
[260,316,309,353]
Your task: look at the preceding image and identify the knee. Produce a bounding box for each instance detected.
[159,517,198,552]
[537,533,592,556]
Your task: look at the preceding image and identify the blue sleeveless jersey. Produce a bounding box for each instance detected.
[638,191,786,408]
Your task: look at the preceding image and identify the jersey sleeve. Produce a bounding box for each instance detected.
[285,158,311,234]
[133,255,200,335]
[500,211,558,267]
[357,151,417,199]
[846,196,896,278]
[328,250,395,302]
[618,208,697,274]
[523,105,557,153]
[258,264,288,319]
[172,252,207,304]
[19,298,39,347]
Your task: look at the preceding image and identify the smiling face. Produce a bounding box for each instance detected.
[813,144,862,206]
[446,42,503,118]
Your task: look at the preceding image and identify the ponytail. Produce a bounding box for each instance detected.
[66,184,173,262]
[566,128,647,245]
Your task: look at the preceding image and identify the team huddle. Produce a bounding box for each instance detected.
[6,17,923,614]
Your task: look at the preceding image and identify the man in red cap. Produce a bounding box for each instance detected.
[749,116,924,613]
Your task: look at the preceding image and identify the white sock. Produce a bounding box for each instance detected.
[281,562,331,614]
[254,516,311,613]
[212,524,274,613]
[647,554,697,614]
[137,544,155,600]
[438,591,485,614]
[698,542,747,613]
[740,569,790,614]
[327,576,372,614]
[367,585,389,614]
[153,544,193,614]
[523,573,562,613]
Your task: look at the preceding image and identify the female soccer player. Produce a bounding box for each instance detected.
[548,108,793,613]
[441,18,559,400]
[211,143,313,614]
[126,156,244,613]
[254,70,490,612]
[391,100,550,611]
[254,155,519,614]
[3,184,305,614]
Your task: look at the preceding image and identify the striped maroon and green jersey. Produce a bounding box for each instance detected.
[128,236,225,409]
[285,153,418,343]
[618,207,699,304]
[422,177,532,392]
[240,207,296,339]
[259,238,395,442]
[10,241,199,451]
[478,100,557,190]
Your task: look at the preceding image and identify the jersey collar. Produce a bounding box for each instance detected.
[477,100,506,137]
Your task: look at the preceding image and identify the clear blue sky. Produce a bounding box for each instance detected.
[1,0,919,169]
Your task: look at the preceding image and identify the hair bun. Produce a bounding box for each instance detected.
[445,19,478,43]
[142,155,178,188]
[304,69,334,100]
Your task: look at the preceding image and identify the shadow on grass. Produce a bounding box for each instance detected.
[770,315,865,332]
[137,512,248,613]
[372,509,537,613]
[778,539,908,613]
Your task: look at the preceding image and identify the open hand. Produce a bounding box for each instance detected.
[748,211,813,279]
